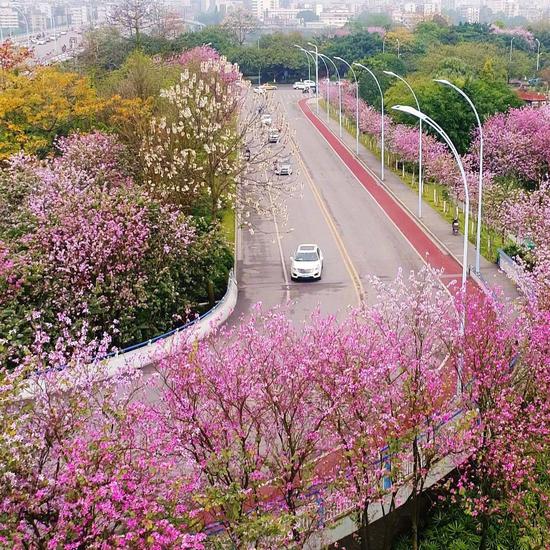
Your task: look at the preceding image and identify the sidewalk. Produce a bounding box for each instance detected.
[308,101,521,303]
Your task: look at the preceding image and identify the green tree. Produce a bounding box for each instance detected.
[321,31,383,65]
[101,50,179,101]
[173,27,236,56]
[384,74,522,153]
[356,53,407,110]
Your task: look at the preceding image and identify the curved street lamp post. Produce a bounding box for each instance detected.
[12,6,30,48]
[319,52,342,137]
[393,105,470,395]
[307,42,319,113]
[392,105,470,293]
[335,56,359,155]
[384,71,423,218]
[294,44,312,85]
[435,79,483,275]
[311,50,331,122]
[354,62,385,181]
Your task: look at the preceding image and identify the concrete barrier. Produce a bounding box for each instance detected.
[103,269,238,377]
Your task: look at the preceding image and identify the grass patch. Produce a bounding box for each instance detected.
[220,207,236,248]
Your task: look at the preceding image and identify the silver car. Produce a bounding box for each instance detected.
[275,157,292,175]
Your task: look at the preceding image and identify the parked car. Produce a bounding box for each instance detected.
[261,113,272,126]
[268,129,280,143]
[274,156,292,175]
[293,81,306,90]
[260,83,278,90]
[290,244,323,280]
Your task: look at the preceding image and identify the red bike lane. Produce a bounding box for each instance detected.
[297,98,474,297]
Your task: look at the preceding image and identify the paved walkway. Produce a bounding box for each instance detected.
[304,100,521,303]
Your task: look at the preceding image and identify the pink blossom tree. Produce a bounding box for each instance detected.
[451,294,550,550]
[501,181,550,309]
[0,335,205,549]
[368,267,457,550]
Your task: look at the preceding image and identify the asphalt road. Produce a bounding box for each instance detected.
[10,28,83,63]
[229,86,423,327]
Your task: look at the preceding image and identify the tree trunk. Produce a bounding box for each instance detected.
[479,513,489,550]
[359,500,370,550]
[411,437,420,550]
[207,279,215,307]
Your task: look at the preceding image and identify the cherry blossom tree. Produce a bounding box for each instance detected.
[143,48,295,223]
[0,333,205,549]
[153,307,331,548]
[367,267,457,550]
[313,308,401,550]
[468,106,550,187]
[0,40,32,73]
[0,134,229,367]
[450,294,550,550]
[500,180,550,309]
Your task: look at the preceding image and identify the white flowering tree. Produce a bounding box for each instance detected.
[142,52,297,224]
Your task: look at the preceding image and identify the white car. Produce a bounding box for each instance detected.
[268,129,280,143]
[293,81,306,90]
[261,113,272,125]
[275,157,292,175]
[290,244,323,281]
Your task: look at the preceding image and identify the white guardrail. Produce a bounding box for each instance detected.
[104,269,238,377]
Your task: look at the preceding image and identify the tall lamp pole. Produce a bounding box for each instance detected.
[12,6,30,48]
[396,38,400,58]
[535,38,541,72]
[354,62,385,181]
[436,79,483,275]
[335,56,359,155]
[509,36,515,63]
[393,105,470,294]
[294,44,312,83]
[384,71,423,218]
[311,51,331,121]
[393,105,470,393]
[307,41,319,114]
[318,52,341,131]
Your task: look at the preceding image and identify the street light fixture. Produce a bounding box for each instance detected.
[11,6,31,48]
[392,105,470,294]
[535,38,541,72]
[384,70,423,218]
[319,53,342,137]
[354,62,385,181]
[335,56,359,155]
[435,78,483,275]
[393,105,470,395]
[311,50,331,122]
[294,44,311,82]
[307,42,319,114]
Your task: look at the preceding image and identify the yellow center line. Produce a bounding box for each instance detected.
[288,132,365,304]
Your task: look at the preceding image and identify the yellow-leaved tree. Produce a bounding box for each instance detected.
[0,67,106,159]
